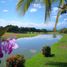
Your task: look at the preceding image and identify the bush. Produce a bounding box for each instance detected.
[42,46,51,57]
[6,54,25,67]
[60,28,67,33]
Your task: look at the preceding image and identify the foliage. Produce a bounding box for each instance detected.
[0,26,8,37]
[4,25,48,33]
[60,28,67,33]
[42,46,51,57]
[6,54,25,67]
[17,0,54,21]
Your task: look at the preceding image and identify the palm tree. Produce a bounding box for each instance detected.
[17,0,67,33]
[54,0,67,33]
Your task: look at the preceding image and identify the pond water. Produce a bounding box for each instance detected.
[0,34,62,67]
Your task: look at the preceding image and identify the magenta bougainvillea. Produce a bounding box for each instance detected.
[0,38,17,58]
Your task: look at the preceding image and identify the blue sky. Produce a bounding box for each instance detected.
[0,0,67,30]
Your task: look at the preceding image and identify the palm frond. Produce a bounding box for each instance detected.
[17,0,24,10]
[59,0,64,8]
[17,0,33,15]
[43,0,52,22]
[23,0,33,15]
[61,4,67,14]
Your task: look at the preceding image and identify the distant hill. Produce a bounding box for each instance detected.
[0,25,48,33]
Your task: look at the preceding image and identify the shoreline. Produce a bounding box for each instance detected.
[25,34,67,67]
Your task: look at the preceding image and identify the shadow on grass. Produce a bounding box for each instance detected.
[45,62,67,67]
[44,54,55,57]
[50,54,55,57]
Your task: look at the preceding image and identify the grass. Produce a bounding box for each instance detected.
[2,33,67,67]
[25,34,67,67]
[2,32,39,38]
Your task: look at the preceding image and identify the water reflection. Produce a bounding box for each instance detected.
[13,34,62,58]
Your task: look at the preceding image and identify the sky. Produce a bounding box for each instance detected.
[0,0,67,30]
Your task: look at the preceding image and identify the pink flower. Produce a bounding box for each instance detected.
[0,38,17,58]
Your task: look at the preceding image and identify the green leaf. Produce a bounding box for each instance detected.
[43,0,52,22]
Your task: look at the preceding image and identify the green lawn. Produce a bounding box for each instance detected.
[25,34,67,67]
[2,32,39,38]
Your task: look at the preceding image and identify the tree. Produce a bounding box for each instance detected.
[0,26,9,38]
[17,0,67,33]
[60,28,67,33]
[54,1,67,33]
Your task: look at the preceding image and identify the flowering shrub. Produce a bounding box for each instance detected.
[0,38,17,58]
[6,55,25,67]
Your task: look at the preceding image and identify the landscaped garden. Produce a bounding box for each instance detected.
[25,34,67,67]
[0,0,67,67]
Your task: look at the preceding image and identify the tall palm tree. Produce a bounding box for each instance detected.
[54,0,67,33]
[17,0,67,33]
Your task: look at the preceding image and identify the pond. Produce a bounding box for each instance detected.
[0,34,62,67]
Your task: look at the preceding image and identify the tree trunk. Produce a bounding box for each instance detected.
[53,9,61,37]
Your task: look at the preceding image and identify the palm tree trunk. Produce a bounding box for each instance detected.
[53,9,61,37]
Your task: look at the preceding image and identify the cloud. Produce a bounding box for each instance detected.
[57,22,67,29]
[53,7,58,11]
[0,19,54,29]
[0,19,67,30]
[52,15,57,18]
[33,4,42,8]
[52,7,58,15]
[29,4,42,13]
[0,19,22,27]
[64,19,67,21]
[3,9,8,13]
[30,8,37,12]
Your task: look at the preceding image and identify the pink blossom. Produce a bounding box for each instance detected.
[0,38,17,58]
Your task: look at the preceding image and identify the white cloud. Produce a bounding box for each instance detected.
[0,19,55,29]
[52,7,59,15]
[53,7,58,11]
[52,15,57,18]
[3,9,8,13]
[64,19,67,21]
[30,8,37,12]
[57,22,67,29]
[29,4,42,13]
[33,4,42,8]
[0,19,22,27]
[0,19,67,29]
